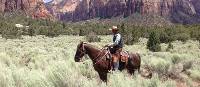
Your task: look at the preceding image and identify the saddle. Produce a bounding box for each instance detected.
[105,48,130,71]
[106,50,130,71]
[106,48,129,63]
[120,51,129,63]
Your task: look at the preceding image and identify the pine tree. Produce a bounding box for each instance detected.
[147,31,161,52]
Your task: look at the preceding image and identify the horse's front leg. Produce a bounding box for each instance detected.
[97,72,108,83]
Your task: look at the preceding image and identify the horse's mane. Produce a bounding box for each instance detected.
[84,43,101,50]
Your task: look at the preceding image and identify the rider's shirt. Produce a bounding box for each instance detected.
[113,33,123,48]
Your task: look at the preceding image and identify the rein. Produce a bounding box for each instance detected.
[82,44,110,65]
[94,51,109,65]
[92,47,105,61]
[92,47,110,65]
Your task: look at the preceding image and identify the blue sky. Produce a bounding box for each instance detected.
[44,0,52,3]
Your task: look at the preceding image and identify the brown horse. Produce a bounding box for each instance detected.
[74,42,141,82]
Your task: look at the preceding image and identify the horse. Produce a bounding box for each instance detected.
[74,42,141,82]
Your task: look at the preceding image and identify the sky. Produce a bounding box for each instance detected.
[44,0,52,3]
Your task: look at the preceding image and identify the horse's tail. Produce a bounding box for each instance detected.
[136,53,141,73]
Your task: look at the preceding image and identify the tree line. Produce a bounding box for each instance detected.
[0,13,200,51]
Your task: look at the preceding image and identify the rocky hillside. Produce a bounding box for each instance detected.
[46,0,200,23]
[0,0,200,23]
[0,0,52,19]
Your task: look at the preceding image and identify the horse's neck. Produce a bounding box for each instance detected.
[84,44,100,61]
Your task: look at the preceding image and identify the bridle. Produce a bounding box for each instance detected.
[78,43,110,65]
[79,43,87,55]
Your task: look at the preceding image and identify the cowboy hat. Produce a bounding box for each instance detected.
[109,26,118,31]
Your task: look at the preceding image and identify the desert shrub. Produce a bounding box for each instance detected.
[45,26,61,37]
[156,63,170,76]
[171,55,181,64]
[86,32,101,42]
[189,70,200,81]
[2,25,23,39]
[147,76,160,87]
[166,42,174,51]
[131,29,141,43]
[159,31,170,43]
[175,33,190,42]
[120,24,131,45]
[123,33,134,45]
[197,35,200,44]
[79,29,85,36]
[120,24,141,45]
[164,28,177,42]
[28,27,36,36]
[147,31,161,52]
[182,60,192,71]
[189,25,200,40]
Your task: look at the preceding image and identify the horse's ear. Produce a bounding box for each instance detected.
[79,40,83,44]
[80,41,83,45]
[79,41,86,46]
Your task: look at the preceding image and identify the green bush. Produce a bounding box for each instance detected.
[86,32,101,42]
[175,33,190,42]
[120,24,141,45]
[197,35,200,43]
[166,42,174,51]
[189,70,200,81]
[131,29,141,43]
[153,62,170,77]
[171,55,181,64]
[147,31,161,52]
[2,26,23,39]
[120,24,132,45]
[45,25,61,37]
[28,27,36,36]
[159,31,170,43]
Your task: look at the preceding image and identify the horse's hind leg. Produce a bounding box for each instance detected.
[127,68,135,75]
[98,72,108,83]
[138,65,141,73]
[119,61,125,71]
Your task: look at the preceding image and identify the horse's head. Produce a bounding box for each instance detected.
[74,42,87,62]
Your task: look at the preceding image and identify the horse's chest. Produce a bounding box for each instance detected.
[93,61,109,71]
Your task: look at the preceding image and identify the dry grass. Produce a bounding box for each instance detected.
[0,35,199,87]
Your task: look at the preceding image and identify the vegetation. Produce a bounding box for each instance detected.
[0,12,200,87]
[166,42,174,51]
[0,14,200,44]
[147,31,161,52]
[0,35,199,87]
[86,32,101,42]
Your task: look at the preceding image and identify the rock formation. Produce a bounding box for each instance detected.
[0,0,52,19]
[1,0,199,23]
[46,0,200,23]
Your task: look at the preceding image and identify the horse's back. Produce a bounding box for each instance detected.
[128,52,141,69]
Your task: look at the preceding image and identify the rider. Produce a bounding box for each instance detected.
[105,26,123,71]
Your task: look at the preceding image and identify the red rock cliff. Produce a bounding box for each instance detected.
[0,0,52,19]
[46,0,200,23]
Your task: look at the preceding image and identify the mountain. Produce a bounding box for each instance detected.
[45,0,80,21]
[46,0,200,24]
[0,0,199,24]
[0,0,52,19]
